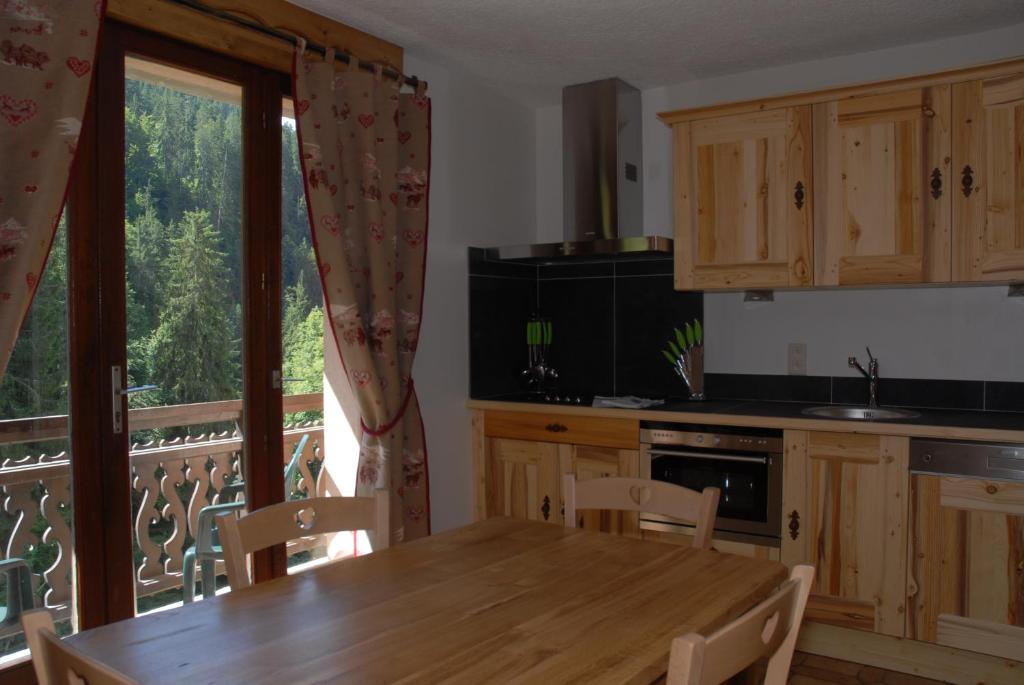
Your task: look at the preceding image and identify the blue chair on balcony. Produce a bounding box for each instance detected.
[182,434,311,602]
[182,481,245,603]
[0,558,35,628]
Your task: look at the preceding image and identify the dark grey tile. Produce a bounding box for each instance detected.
[469,275,537,398]
[538,261,614,279]
[831,377,984,411]
[614,275,702,398]
[985,381,1024,413]
[705,374,831,404]
[537,276,615,396]
[615,258,675,277]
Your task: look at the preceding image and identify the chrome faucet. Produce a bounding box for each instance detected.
[848,347,879,408]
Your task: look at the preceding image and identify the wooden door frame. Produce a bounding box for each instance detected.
[70,20,288,629]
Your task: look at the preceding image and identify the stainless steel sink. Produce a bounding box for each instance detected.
[802,406,920,421]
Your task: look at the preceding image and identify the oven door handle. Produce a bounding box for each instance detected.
[645,448,768,465]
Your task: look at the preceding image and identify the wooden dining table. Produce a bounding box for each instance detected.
[68,517,787,684]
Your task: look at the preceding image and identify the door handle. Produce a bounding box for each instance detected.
[111,365,125,434]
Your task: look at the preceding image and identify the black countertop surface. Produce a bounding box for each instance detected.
[475,394,1024,437]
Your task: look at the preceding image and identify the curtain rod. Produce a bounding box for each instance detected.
[167,0,425,91]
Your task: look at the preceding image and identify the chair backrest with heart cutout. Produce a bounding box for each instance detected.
[217,492,389,590]
[562,475,721,549]
[666,564,815,685]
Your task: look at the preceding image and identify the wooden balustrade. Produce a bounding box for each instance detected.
[0,393,325,636]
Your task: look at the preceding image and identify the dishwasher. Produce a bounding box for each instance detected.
[906,438,1024,660]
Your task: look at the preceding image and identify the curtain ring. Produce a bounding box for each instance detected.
[348,55,360,73]
[415,79,428,97]
[296,36,307,54]
[324,47,335,64]
[373,63,384,82]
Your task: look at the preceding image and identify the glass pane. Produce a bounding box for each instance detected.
[280,100,332,571]
[0,214,74,662]
[124,57,244,614]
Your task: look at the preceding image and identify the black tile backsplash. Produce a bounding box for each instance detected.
[705,373,831,404]
[468,251,1024,413]
[470,253,699,398]
[831,377,984,411]
[469,273,536,398]
[985,382,1024,413]
[615,275,702,397]
[538,261,615,279]
[538,275,616,396]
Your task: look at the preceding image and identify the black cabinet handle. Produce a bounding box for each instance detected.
[788,510,800,540]
[930,168,942,199]
[793,181,805,210]
[541,495,551,521]
[544,423,568,433]
[961,165,974,197]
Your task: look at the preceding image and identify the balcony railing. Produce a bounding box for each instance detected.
[0,393,325,637]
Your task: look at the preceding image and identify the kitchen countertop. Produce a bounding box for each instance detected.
[467,395,1024,443]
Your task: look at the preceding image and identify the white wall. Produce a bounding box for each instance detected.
[705,288,1024,380]
[408,53,536,532]
[535,22,1024,382]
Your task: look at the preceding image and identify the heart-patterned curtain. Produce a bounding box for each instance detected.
[292,47,430,542]
[0,0,105,379]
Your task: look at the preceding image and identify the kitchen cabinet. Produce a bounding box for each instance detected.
[671,106,813,290]
[483,437,563,524]
[952,71,1024,282]
[813,87,952,286]
[781,430,910,637]
[906,474,1024,660]
[559,444,640,535]
[472,410,641,529]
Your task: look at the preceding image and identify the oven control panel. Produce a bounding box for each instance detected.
[640,427,783,453]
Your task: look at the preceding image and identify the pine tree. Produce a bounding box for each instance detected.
[149,210,239,412]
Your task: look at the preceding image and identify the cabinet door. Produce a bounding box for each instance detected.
[484,438,562,524]
[907,474,1024,659]
[673,106,813,290]
[814,87,951,285]
[559,445,639,536]
[953,72,1024,281]
[781,431,909,637]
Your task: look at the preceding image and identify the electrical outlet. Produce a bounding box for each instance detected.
[788,343,807,376]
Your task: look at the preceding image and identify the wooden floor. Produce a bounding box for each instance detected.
[786,653,948,685]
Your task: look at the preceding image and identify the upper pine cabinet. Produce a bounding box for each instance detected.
[671,107,813,290]
[813,87,952,286]
[662,59,1024,291]
[953,72,1024,282]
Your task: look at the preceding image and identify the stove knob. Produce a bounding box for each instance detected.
[696,435,704,444]
[714,437,721,445]
[574,396,583,405]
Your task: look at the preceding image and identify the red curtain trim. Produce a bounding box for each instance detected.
[359,378,414,436]
[417,100,432,535]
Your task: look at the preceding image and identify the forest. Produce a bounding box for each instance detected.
[0,75,325,457]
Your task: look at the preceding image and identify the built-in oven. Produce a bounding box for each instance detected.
[640,422,783,546]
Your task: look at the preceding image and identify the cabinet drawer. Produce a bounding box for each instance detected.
[807,431,882,463]
[484,411,639,449]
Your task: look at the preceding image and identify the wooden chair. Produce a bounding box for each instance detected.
[22,609,139,685]
[562,474,720,549]
[217,491,389,590]
[666,565,815,685]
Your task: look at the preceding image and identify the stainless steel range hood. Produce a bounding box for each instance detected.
[486,78,671,262]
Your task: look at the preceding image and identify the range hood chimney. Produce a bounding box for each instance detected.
[487,78,671,261]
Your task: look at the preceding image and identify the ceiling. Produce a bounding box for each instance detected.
[291,0,1024,106]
